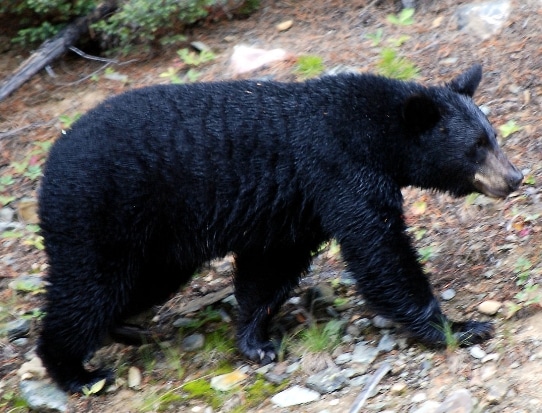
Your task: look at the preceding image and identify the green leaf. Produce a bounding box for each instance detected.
[498,120,523,138]
[387,8,415,26]
[82,378,106,396]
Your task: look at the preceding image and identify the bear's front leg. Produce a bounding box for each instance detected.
[330,195,493,347]
[233,246,315,364]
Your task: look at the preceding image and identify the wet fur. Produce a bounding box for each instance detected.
[37,65,521,392]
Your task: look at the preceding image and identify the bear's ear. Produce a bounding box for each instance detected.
[402,94,441,133]
[448,64,482,97]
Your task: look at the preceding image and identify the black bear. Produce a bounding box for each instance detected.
[37,64,522,393]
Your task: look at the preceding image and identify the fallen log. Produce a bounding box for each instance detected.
[0,1,118,102]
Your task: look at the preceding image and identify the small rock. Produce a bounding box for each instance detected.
[377,333,397,353]
[412,392,428,403]
[372,315,394,329]
[173,317,194,328]
[351,342,379,366]
[306,367,348,394]
[210,370,248,391]
[276,20,293,32]
[128,366,142,388]
[335,353,352,365]
[181,333,205,351]
[390,381,407,395]
[18,357,46,380]
[0,206,15,222]
[271,385,320,407]
[478,300,502,315]
[470,345,486,359]
[456,0,511,40]
[190,41,211,52]
[412,400,440,413]
[1,318,31,341]
[436,388,473,412]
[486,380,508,404]
[441,288,456,301]
[19,380,68,413]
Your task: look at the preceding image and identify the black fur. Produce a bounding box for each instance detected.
[37,65,522,392]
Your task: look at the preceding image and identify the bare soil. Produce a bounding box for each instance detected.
[1,0,541,412]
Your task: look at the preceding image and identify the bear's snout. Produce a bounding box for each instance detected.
[473,149,523,198]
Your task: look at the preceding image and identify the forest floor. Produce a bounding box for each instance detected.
[0,0,541,412]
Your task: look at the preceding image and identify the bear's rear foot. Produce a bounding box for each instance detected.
[450,320,494,346]
[413,318,494,347]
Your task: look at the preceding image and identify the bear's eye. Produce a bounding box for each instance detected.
[476,134,489,148]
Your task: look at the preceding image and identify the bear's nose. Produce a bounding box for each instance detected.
[506,167,523,191]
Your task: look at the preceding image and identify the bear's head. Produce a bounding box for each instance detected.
[401,64,523,198]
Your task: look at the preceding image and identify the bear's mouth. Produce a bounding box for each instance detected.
[473,170,523,199]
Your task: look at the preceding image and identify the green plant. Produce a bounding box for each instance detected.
[387,34,411,48]
[366,29,384,46]
[298,320,343,354]
[387,8,415,26]
[2,224,44,252]
[295,55,325,79]
[377,48,419,80]
[159,68,183,84]
[432,319,466,350]
[506,257,541,317]
[0,390,28,411]
[177,48,216,66]
[499,120,523,138]
[59,113,82,129]
[418,245,434,263]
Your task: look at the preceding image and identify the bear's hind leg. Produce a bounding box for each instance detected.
[234,246,314,364]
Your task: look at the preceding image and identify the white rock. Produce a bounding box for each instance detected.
[470,345,487,359]
[412,392,428,403]
[271,385,320,407]
[210,370,248,391]
[478,300,502,315]
[128,366,142,388]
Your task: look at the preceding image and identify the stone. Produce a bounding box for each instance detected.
[390,381,407,395]
[412,400,440,413]
[351,342,379,366]
[210,370,248,391]
[172,317,194,328]
[19,380,68,413]
[436,388,474,412]
[470,345,486,359]
[412,392,428,403]
[181,333,205,351]
[0,206,15,222]
[335,353,352,365]
[1,318,31,341]
[372,315,394,329]
[276,20,293,32]
[377,333,397,353]
[456,0,511,40]
[306,367,349,394]
[486,380,508,404]
[441,288,456,301]
[478,300,502,315]
[271,385,320,407]
[17,357,46,380]
[128,366,142,388]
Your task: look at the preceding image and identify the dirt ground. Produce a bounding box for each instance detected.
[1,0,541,412]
